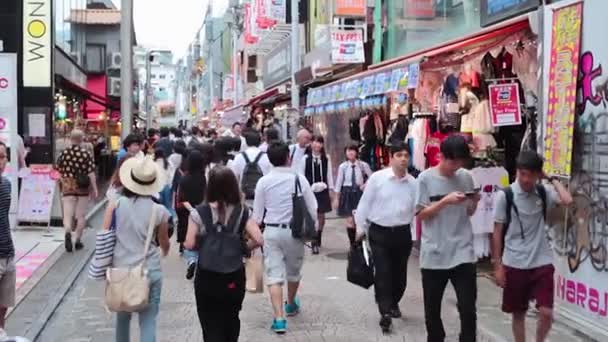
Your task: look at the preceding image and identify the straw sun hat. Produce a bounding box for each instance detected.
[119,156,166,196]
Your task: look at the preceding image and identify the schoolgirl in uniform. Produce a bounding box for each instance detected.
[334,145,373,246]
[298,135,334,254]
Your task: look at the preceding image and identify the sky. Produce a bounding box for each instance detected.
[112,0,229,59]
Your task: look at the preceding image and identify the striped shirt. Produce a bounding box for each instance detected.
[0,177,13,258]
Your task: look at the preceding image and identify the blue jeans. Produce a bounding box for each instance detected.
[115,269,163,342]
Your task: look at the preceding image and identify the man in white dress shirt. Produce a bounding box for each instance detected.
[260,128,280,153]
[355,141,416,334]
[230,130,273,203]
[253,142,318,334]
[222,122,247,152]
[288,129,311,168]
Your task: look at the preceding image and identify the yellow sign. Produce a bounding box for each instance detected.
[23,0,52,87]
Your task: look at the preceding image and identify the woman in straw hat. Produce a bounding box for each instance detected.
[101,156,171,342]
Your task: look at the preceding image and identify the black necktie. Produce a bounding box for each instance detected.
[351,165,357,187]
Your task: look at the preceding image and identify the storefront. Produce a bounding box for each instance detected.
[545,0,608,340]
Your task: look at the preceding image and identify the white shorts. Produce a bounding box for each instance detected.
[0,257,16,308]
[263,226,305,285]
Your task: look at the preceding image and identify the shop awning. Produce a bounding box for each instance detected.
[56,76,120,110]
[248,83,290,106]
[309,15,530,101]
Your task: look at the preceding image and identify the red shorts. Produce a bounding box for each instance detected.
[502,264,555,313]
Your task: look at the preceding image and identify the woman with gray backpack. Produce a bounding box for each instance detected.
[184,165,263,341]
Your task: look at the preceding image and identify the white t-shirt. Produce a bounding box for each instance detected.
[470,167,509,234]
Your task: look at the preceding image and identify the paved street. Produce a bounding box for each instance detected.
[38,218,464,342]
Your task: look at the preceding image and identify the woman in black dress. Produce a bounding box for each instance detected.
[176,150,206,254]
[298,135,335,254]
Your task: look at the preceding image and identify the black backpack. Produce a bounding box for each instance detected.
[197,204,248,274]
[502,184,547,245]
[241,152,265,200]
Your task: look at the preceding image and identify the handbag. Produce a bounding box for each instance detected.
[347,240,374,289]
[88,200,120,280]
[290,175,317,241]
[105,205,157,312]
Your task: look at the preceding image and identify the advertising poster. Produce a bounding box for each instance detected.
[331,29,365,64]
[17,165,56,224]
[335,0,366,17]
[361,76,375,97]
[389,68,403,91]
[0,53,19,216]
[543,2,582,178]
[547,1,608,339]
[373,73,386,95]
[488,83,522,126]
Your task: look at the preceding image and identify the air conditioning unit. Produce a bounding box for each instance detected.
[110,53,122,69]
[109,77,121,97]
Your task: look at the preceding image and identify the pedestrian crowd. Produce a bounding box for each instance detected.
[0,120,574,342]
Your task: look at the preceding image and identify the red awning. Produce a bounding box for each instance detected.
[314,15,530,92]
[248,87,280,106]
[57,76,120,110]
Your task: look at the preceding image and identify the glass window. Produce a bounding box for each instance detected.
[159,74,166,79]
[151,74,157,79]
[385,0,482,60]
[86,44,106,72]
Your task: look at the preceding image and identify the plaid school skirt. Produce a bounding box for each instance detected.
[337,186,362,217]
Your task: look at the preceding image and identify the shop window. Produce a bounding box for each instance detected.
[159,74,166,79]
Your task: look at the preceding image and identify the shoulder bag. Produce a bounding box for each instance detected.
[105,204,158,312]
[290,175,317,241]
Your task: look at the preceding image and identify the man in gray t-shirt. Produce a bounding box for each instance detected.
[416,135,480,342]
[492,151,572,342]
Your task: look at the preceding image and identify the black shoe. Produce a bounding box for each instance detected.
[186,262,196,280]
[75,240,84,251]
[379,315,392,334]
[179,244,185,255]
[65,233,73,253]
[312,245,320,255]
[389,306,402,319]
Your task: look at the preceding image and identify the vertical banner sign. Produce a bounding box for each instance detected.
[543,3,583,177]
[335,0,367,17]
[268,0,286,23]
[0,54,19,217]
[244,4,259,44]
[488,83,522,127]
[23,0,52,87]
[331,30,365,64]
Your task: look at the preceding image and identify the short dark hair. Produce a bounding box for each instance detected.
[244,130,261,147]
[192,142,214,166]
[516,150,544,172]
[206,165,241,205]
[160,127,170,137]
[191,126,200,135]
[170,127,179,135]
[440,135,471,161]
[147,128,157,138]
[232,122,241,129]
[389,141,410,156]
[265,128,280,142]
[123,133,144,149]
[267,141,290,167]
[173,139,187,155]
[174,129,183,138]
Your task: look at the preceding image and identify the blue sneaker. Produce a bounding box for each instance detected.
[284,298,301,317]
[271,318,287,334]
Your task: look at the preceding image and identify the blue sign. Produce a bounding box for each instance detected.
[408,63,420,89]
[480,0,539,27]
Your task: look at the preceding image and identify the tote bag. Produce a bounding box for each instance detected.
[347,240,374,289]
[105,205,157,312]
[290,175,317,241]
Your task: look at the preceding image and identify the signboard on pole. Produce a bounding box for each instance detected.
[335,0,367,17]
[331,29,365,64]
[23,0,52,87]
[543,2,583,178]
[488,83,522,127]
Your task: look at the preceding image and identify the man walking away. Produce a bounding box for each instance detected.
[492,151,572,342]
[355,141,416,333]
[253,142,317,334]
[230,130,273,205]
[0,142,15,340]
[155,127,174,157]
[57,129,99,252]
[260,128,280,153]
[288,129,311,168]
[416,135,480,342]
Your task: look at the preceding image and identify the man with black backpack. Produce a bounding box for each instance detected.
[252,142,318,335]
[230,130,273,204]
[492,151,572,342]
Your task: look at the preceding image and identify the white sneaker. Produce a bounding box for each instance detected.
[0,328,8,341]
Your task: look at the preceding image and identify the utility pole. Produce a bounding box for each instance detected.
[120,0,134,139]
[290,0,300,109]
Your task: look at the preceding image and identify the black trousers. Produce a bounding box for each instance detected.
[421,263,477,342]
[368,224,413,316]
[194,268,246,342]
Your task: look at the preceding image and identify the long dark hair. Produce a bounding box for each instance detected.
[187,150,205,174]
[206,165,241,206]
[306,135,327,158]
[154,148,169,170]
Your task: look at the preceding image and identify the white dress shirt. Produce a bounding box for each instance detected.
[289,144,308,169]
[355,168,417,235]
[259,142,269,153]
[253,167,318,225]
[230,146,274,183]
[297,154,335,191]
[334,160,373,192]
